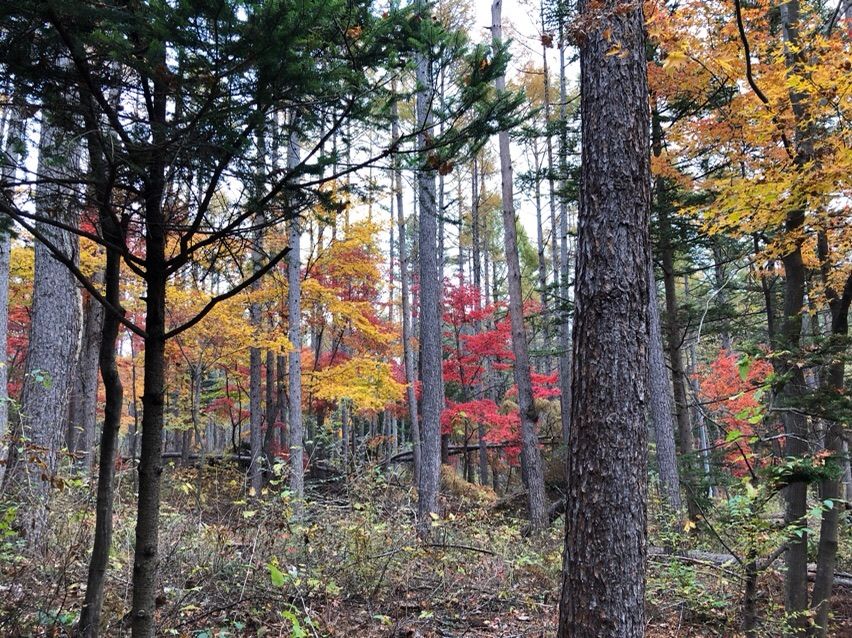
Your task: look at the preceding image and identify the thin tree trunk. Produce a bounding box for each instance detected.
[0,101,25,483]
[287,130,305,514]
[263,349,277,470]
[778,2,814,628]
[648,268,683,517]
[534,165,548,322]
[78,214,124,638]
[556,20,572,449]
[541,5,560,292]
[492,0,548,532]
[0,230,8,484]
[437,96,449,465]
[712,239,733,350]
[809,272,851,637]
[557,0,651,633]
[341,399,349,469]
[392,94,421,486]
[129,62,169,635]
[415,13,442,534]
[248,122,266,495]
[69,283,104,472]
[277,352,287,450]
[472,157,489,486]
[654,105,699,519]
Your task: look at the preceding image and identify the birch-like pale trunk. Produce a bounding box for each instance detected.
[287,129,305,513]
[492,0,547,532]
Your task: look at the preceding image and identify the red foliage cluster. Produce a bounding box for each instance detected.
[696,349,775,475]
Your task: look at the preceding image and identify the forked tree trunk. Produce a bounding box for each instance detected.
[492,0,548,532]
[557,0,651,633]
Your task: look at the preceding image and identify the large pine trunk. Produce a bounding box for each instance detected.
[557,0,651,633]
[492,0,547,532]
[2,100,83,544]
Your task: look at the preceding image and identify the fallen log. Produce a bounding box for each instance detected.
[385,437,560,465]
[648,546,852,588]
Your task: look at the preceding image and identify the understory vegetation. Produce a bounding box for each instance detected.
[1,461,850,636]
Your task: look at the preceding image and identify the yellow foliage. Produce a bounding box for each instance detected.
[307,356,404,413]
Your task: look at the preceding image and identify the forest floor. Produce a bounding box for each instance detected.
[0,461,850,637]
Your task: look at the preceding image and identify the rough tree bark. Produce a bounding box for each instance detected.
[2,95,83,545]
[492,0,548,532]
[557,0,651,633]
